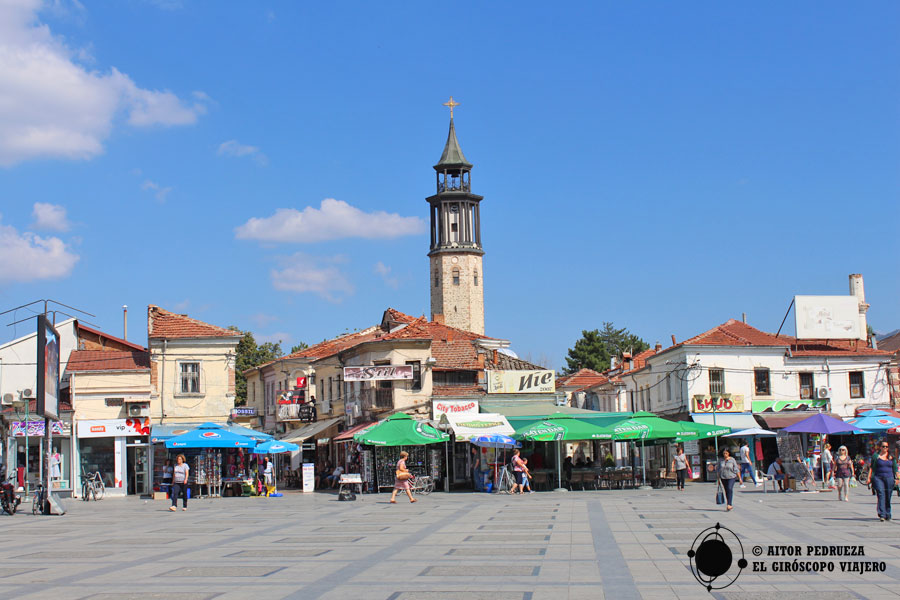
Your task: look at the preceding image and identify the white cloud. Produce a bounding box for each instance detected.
[0,214,78,283]
[217,139,267,165]
[374,261,399,289]
[235,198,425,243]
[249,312,278,328]
[0,0,208,166]
[271,253,354,302]
[257,331,292,345]
[141,179,172,202]
[32,202,70,231]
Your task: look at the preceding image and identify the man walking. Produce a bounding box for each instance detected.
[739,440,760,488]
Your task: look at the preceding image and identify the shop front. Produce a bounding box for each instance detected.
[7,418,74,496]
[76,418,150,496]
[691,411,759,481]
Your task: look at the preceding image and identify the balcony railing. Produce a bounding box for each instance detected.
[360,387,394,412]
[277,403,317,422]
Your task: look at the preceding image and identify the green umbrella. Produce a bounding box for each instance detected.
[516,413,614,442]
[675,421,731,441]
[609,412,694,441]
[354,413,450,446]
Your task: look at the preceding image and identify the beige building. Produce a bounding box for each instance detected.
[148,305,241,424]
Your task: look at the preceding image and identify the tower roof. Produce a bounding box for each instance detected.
[434,118,472,170]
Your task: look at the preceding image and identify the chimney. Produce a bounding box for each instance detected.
[742,312,747,324]
[123,305,128,340]
[654,342,662,352]
[849,274,869,341]
[671,334,677,345]
[432,313,445,325]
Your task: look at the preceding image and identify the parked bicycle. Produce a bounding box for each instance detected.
[81,471,105,501]
[410,474,434,495]
[32,482,45,515]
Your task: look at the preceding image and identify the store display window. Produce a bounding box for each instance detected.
[80,437,115,488]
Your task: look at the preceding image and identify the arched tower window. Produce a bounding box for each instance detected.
[452,267,460,285]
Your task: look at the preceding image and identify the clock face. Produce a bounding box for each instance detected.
[451,257,459,264]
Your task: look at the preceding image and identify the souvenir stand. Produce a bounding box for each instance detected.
[252,440,300,497]
[164,423,255,499]
[353,413,450,492]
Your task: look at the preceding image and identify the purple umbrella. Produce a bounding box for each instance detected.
[782,414,862,489]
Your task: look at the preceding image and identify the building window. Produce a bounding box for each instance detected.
[452,267,460,285]
[754,368,770,396]
[406,361,422,391]
[474,269,479,286]
[180,362,200,394]
[434,271,439,287]
[849,371,864,399]
[709,369,725,395]
[799,373,814,399]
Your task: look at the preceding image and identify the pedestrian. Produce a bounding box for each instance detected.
[509,448,530,495]
[471,446,483,492]
[834,445,854,502]
[739,440,760,488]
[390,451,416,504]
[263,457,276,496]
[767,457,786,492]
[865,441,900,521]
[519,456,533,493]
[822,443,834,487]
[671,446,688,491]
[169,454,189,512]
[717,448,739,512]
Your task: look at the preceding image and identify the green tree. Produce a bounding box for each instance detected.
[231,327,283,406]
[563,323,649,375]
[290,342,309,354]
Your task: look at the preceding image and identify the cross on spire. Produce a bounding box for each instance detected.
[442,96,460,119]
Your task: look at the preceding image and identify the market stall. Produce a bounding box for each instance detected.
[164,423,256,498]
[353,413,450,492]
[252,440,300,497]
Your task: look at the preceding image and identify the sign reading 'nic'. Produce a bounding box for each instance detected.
[487,370,556,394]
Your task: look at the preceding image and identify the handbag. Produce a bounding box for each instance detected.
[715,481,725,505]
[395,470,412,481]
[686,464,693,479]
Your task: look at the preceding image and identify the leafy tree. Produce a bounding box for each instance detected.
[230,327,282,406]
[563,322,649,375]
[290,342,309,354]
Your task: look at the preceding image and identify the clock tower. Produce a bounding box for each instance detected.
[427,97,484,335]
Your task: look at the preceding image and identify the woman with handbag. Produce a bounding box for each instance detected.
[865,441,900,521]
[834,445,854,502]
[390,451,417,504]
[671,446,688,491]
[717,448,739,512]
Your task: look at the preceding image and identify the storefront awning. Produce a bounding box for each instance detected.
[278,417,342,443]
[150,422,272,443]
[334,421,376,443]
[439,412,514,441]
[756,412,841,430]
[691,413,760,431]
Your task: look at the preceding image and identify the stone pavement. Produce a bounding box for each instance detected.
[0,482,899,599]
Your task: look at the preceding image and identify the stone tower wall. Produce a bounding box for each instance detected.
[430,252,484,335]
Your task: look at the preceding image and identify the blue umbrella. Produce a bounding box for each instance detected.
[166,422,256,449]
[782,413,861,435]
[253,440,300,454]
[846,412,900,433]
[470,434,521,449]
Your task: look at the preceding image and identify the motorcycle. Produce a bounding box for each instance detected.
[1,470,22,515]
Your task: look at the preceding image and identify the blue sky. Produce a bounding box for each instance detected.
[1,1,898,370]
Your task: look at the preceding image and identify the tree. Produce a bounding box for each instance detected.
[231,327,283,406]
[290,342,309,355]
[563,322,649,375]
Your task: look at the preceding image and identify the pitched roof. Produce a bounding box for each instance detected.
[148,305,241,340]
[67,350,150,372]
[434,118,472,169]
[878,331,900,354]
[382,308,417,326]
[557,368,608,390]
[76,323,146,352]
[492,351,545,372]
[432,384,483,397]
[382,318,485,370]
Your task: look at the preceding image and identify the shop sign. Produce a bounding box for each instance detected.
[10,420,69,437]
[77,418,150,438]
[692,395,745,413]
[487,370,555,394]
[343,365,413,382]
[683,440,700,455]
[432,399,479,417]
[752,398,827,413]
[302,463,315,493]
[232,407,257,417]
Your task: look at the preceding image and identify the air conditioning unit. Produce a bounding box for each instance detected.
[352,404,361,418]
[128,403,149,417]
[21,388,34,399]
[1,393,13,406]
[816,386,830,399]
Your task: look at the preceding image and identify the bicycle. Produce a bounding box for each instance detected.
[81,471,105,501]
[32,482,45,515]
[410,475,434,495]
[495,466,517,494]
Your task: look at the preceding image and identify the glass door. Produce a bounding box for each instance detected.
[127,443,150,496]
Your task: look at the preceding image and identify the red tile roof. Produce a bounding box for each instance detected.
[383,308,417,325]
[76,323,146,351]
[878,331,900,354]
[67,350,150,372]
[148,305,242,340]
[557,368,608,390]
[382,318,486,370]
[431,384,484,397]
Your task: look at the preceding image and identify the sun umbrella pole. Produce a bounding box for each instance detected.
[557,439,562,490]
[641,437,647,487]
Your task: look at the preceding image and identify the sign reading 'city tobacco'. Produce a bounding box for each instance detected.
[343,366,414,382]
[487,370,555,394]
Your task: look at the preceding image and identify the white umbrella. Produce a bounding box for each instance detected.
[724,427,776,438]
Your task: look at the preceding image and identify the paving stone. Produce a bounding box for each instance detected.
[165,566,284,577]
[419,565,539,576]
[447,547,546,556]
[386,593,529,600]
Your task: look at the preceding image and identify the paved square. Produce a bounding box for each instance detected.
[1,483,899,599]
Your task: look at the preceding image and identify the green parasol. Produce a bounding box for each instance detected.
[675,421,731,441]
[516,413,614,442]
[353,413,450,446]
[608,412,695,441]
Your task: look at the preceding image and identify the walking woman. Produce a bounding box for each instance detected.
[717,448,740,512]
[510,448,530,495]
[671,446,688,491]
[865,441,900,521]
[169,454,189,512]
[390,451,416,504]
[834,445,854,502]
